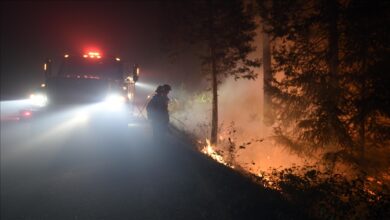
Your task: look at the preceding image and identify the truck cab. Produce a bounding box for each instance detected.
[25,52,140,121]
[30,52,139,108]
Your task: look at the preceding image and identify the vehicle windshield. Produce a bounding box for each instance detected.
[58,57,123,80]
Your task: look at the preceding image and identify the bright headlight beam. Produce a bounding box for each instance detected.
[105,94,126,104]
[74,110,89,122]
[134,82,157,91]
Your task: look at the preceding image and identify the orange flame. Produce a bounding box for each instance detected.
[201,139,229,166]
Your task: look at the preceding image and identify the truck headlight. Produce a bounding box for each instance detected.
[30,93,48,107]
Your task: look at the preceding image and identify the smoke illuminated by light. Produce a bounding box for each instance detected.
[135,82,157,91]
[74,110,89,122]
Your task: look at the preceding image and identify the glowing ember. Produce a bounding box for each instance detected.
[201,139,229,166]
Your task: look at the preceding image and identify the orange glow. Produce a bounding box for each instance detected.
[43,63,47,70]
[115,57,121,61]
[41,83,46,88]
[64,54,69,58]
[256,173,280,190]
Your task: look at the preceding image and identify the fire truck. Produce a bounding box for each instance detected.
[23,51,140,120]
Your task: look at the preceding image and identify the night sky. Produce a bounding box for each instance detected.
[1,1,201,100]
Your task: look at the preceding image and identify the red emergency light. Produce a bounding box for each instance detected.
[83,51,101,59]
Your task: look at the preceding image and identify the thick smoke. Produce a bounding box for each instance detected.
[170,76,308,174]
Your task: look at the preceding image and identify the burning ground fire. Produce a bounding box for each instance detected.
[200,137,267,179]
[198,139,388,195]
[201,139,230,167]
[200,140,387,196]
[174,77,389,199]
[199,138,280,189]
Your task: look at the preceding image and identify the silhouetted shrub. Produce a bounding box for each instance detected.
[252,165,390,219]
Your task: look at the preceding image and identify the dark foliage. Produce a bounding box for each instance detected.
[253,165,390,219]
[256,0,390,173]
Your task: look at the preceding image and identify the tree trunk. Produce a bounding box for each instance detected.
[327,0,340,145]
[328,0,339,79]
[209,0,218,146]
[359,118,366,165]
[211,59,218,145]
[262,29,273,126]
[359,44,368,165]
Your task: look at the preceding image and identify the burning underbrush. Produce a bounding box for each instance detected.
[195,129,389,219]
[197,135,389,219]
[254,166,389,219]
[200,138,230,167]
[169,77,389,218]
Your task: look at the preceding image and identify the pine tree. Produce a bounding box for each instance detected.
[340,0,390,166]
[163,0,259,145]
[257,0,390,172]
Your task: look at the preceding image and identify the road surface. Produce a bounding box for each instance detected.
[1,108,300,219]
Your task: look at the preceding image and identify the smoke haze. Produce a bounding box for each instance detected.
[171,75,309,174]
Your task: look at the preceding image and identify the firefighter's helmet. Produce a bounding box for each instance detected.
[155,85,164,94]
[162,84,171,92]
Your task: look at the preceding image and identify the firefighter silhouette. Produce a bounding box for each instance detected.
[147,84,171,140]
